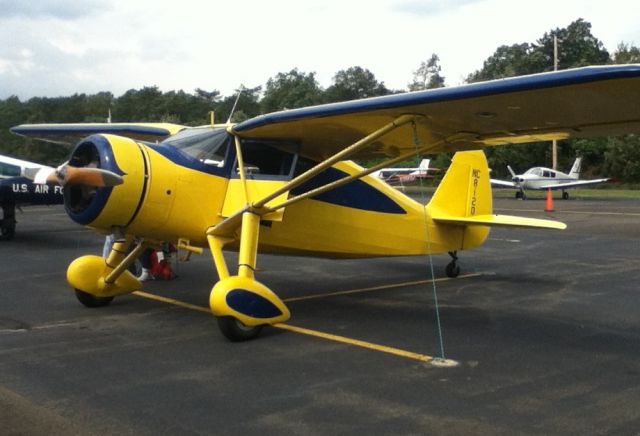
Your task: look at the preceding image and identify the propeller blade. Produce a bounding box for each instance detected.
[62,166,123,187]
[507,165,517,178]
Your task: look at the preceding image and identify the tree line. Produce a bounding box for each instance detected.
[1,19,639,182]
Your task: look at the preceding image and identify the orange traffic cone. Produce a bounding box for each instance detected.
[544,189,554,212]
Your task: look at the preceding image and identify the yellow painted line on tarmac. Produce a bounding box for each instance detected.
[273,323,434,362]
[284,272,483,303]
[133,291,211,314]
[131,290,438,363]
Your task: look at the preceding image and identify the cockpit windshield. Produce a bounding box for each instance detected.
[161,127,230,167]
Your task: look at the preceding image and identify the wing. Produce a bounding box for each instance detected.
[490,179,518,188]
[233,65,640,161]
[538,178,610,189]
[10,122,187,145]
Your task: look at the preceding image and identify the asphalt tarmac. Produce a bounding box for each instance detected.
[1,197,639,435]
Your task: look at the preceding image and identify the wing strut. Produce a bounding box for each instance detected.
[248,114,418,210]
[267,131,476,212]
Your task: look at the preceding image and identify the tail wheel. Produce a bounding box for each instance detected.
[445,261,460,278]
[217,316,263,342]
[74,289,114,308]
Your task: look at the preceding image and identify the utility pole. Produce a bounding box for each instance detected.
[552,35,558,170]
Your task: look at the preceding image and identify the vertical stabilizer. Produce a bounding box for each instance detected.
[427,151,492,218]
[569,157,582,179]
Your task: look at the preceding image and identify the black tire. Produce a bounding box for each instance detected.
[217,316,263,342]
[0,218,15,241]
[74,289,114,308]
[0,225,15,240]
[128,258,143,277]
[445,262,460,278]
[562,191,569,200]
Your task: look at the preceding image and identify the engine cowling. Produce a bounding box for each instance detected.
[64,134,152,230]
[63,133,228,245]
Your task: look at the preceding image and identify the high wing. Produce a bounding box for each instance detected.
[538,178,610,190]
[10,122,187,145]
[232,65,640,161]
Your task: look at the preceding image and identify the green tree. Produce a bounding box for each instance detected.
[408,54,445,91]
[260,69,323,113]
[468,19,609,83]
[603,135,640,182]
[323,66,389,102]
[613,42,640,64]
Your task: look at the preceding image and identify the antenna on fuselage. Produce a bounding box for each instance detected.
[226,86,244,124]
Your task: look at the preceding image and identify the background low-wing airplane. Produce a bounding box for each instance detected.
[371,158,437,184]
[11,65,640,341]
[491,157,610,199]
[0,154,64,240]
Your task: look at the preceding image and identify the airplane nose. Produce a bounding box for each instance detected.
[512,177,523,183]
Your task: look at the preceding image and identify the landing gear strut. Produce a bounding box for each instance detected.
[445,251,460,278]
[208,212,290,342]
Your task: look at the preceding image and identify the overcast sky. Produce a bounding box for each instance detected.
[1,0,639,100]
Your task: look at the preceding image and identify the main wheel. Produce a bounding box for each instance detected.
[562,191,569,200]
[74,289,114,308]
[217,316,263,342]
[445,262,461,278]
[0,219,15,240]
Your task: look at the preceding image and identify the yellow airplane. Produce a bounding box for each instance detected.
[11,65,640,341]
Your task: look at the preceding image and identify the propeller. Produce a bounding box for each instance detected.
[23,163,123,187]
[507,165,524,183]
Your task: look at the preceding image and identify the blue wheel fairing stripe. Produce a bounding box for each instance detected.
[291,167,406,214]
[226,289,282,319]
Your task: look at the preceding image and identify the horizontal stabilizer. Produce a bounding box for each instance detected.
[433,214,566,230]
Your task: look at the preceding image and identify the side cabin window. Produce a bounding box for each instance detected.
[542,170,555,178]
[235,139,298,180]
[529,168,543,177]
[0,161,21,178]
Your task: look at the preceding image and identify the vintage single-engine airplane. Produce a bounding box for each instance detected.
[491,157,610,199]
[11,65,640,341]
[371,158,437,184]
[0,154,64,239]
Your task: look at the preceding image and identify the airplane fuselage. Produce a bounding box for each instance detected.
[64,129,489,258]
[514,167,576,190]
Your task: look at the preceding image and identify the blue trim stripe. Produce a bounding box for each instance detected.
[291,167,406,214]
[65,136,124,226]
[146,143,229,176]
[10,124,174,138]
[235,65,640,132]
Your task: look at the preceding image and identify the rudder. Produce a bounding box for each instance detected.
[427,150,492,218]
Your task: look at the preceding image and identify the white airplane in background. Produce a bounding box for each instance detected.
[491,157,609,199]
[372,159,437,184]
